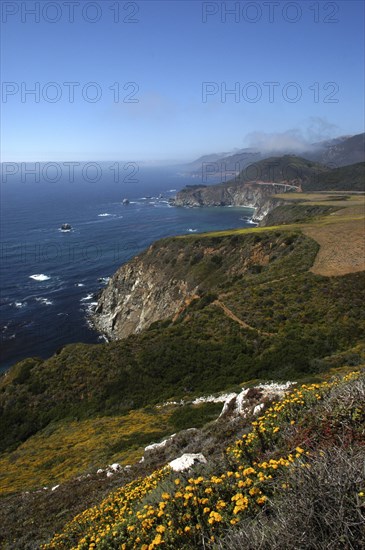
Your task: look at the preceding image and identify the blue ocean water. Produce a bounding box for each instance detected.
[0,165,254,371]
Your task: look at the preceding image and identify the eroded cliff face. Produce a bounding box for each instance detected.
[171,182,291,210]
[93,243,199,340]
[92,232,289,341]
[254,197,284,224]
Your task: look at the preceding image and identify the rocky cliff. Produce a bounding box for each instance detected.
[92,231,291,340]
[93,241,199,340]
[171,182,297,223]
[171,181,292,209]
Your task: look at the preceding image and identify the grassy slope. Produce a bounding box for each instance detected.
[235,155,327,184]
[268,194,365,276]
[41,369,365,550]
[304,161,365,191]
[0,410,172,495]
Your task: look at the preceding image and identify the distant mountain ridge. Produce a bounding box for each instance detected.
[184,148,261,171]
[238,155,365,191]
[238,155,327,186]
[181,133,365,180]
[307,133,365,167]
[304,161,365,191]
[172,157,365,210]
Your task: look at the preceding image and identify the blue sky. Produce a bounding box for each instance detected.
[1,0,364,162]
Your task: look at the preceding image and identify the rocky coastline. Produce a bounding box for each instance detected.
[92,182,298,340]
[169,181,297,222]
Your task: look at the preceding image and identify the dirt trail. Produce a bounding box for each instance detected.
[173,294,200,322]
[213,300,274,337]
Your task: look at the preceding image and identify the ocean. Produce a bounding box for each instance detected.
[0,164,255,372]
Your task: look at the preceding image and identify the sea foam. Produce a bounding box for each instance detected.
[29,274,51,281]
[35,297,54,306]
[80,293,94,302]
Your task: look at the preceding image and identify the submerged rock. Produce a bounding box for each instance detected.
[60,223,72,231]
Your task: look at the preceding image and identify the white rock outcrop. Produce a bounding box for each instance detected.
[168,453,207,472]
[192,393,237,405]
[109,463,121,472]
[220,381,294,418]
[144,434,176,453]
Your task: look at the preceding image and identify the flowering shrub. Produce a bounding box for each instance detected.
[43,370,363,549]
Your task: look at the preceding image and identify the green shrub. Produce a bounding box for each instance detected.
[169,403,223,431]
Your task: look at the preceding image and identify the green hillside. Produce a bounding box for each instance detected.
[239,155,327,185]
[305,161,365,191]
[235,156,365,192]
[1,228,364,456]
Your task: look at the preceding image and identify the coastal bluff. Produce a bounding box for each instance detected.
[170,181,298,221]
[93,241,196,340]
[92,229,303,341]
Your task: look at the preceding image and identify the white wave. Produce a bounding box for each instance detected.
[240,217,257,225]
[85,302,98,314]
[98,277,110,285]
[187,228,198,233]
[30,274,51,281]
[76,283,85,287]
[15,301,27,308]
[35,297,54,306]
[2,332,16,341]
[80,293,94,302]
[168,189,177,192]
[98,213,112,217]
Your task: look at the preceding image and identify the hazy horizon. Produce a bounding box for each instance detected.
[1,129,363,167]
[1,1,364,163]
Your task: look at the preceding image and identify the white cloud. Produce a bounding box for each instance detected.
[244,118,340,152]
